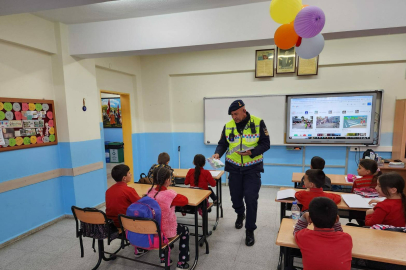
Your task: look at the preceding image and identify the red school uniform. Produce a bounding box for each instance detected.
[351,174,376,192]
[185,168,216,190]
[365,199,406,227]
[295,188,341,212]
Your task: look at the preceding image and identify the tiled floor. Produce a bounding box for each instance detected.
[0,186,365,270]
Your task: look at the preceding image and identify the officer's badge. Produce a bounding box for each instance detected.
[264,128,269,136]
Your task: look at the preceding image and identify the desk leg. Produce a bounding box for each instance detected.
[202,199,210,253]
[220,177,223,218]
[213,179,221,230]
[280,202,286,223]
[190,207,199,270]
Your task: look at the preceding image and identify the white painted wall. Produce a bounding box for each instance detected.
[138,34,406,146]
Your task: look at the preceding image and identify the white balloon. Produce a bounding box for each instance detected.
[296,34,325,59]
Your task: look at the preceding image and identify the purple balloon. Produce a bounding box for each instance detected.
[294,6,325,38]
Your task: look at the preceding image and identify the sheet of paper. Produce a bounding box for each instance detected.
[0,130,5,145]
[276,189,297,200]
[341,194,384,208]
[210,171,222,177]
[345,176,362,183]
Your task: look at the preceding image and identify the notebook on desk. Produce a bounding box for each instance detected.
[277,189,297,200]
[342,194,385,208]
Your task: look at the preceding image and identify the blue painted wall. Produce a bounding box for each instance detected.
[104,128,123,143]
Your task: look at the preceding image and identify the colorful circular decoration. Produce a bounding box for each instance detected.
[9,138,16,147]
[48,120,54,127]
[5,111,14,120]
[49,127,55,135]
[23,137,31,145]
[15,137,23,146]
[3,102,12,111]
[0,102,3,111]
[47,111,53,119]
[14,111,22,120]
[0,111,5,120]
[35,103,42,111]
[22,103,29,111]
[37,136,43,144]
[42,104,49,111]
[30,136,37,144]
[43,136,50,143]
[13,103,21,112]
[4,139,9,147]
[29,103,35,111]
[49,134,55,142]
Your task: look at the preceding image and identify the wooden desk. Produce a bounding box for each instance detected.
[292,172,353,187]
[128,183,211,270]
[173,169,225,230]
[379,164,406,194]
[276,218,406,267]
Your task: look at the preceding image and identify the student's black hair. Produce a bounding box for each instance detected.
[359,159,382,186]
[311,156,325,170]
[378,172,406,221]
[193,154,206,186]
[111,164,130,182]
[305,169,326,188]
[309,197,338,228]
[148,166,171,198]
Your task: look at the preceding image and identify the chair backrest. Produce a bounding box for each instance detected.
[72,207,106,225]
[119,216,159,235]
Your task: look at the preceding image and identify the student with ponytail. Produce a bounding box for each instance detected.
[185,154,217,203]
[365,172,406,227]
[147,167,190,270]
[352,159,382,192]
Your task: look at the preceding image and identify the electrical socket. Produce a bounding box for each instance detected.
[354,147,358,151]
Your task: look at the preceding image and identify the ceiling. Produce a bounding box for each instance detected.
[34,0,269,25]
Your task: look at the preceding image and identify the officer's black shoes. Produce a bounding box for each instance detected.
[245,230,255,246]
[235,213,245,229]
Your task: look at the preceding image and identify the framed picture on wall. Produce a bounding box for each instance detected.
[276,47,296,74]
[101,98,122,128]
[255,49,274,78]
[297,56,319,76]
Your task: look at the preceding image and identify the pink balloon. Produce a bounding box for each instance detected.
[37,137,43,144]
[294,6,325,38]
[15,111,22,120]
[48,120,54,127]
[22,103,29,111]
[47,111,53,119]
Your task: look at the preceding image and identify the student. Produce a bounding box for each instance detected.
[184,154,217,203]
[147,167,190,270]
[365,172,406,227]
[293,197,353,270]
[147,152,175,185]
[295,169,341,212]
[352,159,382,192]
[105,164,148,257]
[300,156,332,190]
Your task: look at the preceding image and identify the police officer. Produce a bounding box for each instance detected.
[212,100,270,246]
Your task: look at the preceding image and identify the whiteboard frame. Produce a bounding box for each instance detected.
[203,89,383,147]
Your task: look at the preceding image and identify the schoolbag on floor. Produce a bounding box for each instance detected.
[125,196,167,249]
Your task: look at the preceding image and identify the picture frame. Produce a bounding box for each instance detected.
[101,98,122,128]
[297,55,319,76]
[255,49,275,78]
[276,47,296,74]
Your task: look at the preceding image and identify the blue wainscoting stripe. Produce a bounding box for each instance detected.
[103,128,123,143]
[58,139,104,169]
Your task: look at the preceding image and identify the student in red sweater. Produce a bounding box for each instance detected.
[365,172,406,227]
[105,164,148,257]
[295,169,341,211]
[294,197,353,270]
[352,159,382,192]
[185,154,217,203]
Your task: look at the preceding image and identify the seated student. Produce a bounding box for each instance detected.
[294,197,353,270]
[147,167,190,270]
[185,154,217,203]
[147,152,175,185]
[300,156,332,190]
[105,164,148,257]
[295,169,341,212]
[352,159,382,192]
[365,172,406,227]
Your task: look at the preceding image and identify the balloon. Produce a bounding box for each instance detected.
[294,6,325,38]
[302,4,309,9]
[270,0,303,24]
[274,23,299,50]
[296,34,324,59]
[296,37,302,47]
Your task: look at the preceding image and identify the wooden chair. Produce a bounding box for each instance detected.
[71,206,125,270]
[115,214,180,270]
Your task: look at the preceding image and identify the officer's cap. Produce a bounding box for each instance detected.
[228,100,245,115]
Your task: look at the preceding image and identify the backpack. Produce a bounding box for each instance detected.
[125,196,167,249]
[139,173,153,184]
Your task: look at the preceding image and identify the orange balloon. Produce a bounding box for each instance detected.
[302,4,309,8]
[274,23,299,50]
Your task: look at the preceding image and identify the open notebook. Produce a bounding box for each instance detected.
[210,171,222,177]
[342,194,385,208]
[276,189,297,200]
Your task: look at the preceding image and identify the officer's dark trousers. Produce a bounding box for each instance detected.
[228,172,261,231]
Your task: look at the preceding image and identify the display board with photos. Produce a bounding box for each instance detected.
[0,98,57,152]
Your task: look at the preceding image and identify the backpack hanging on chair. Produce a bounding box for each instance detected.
[139,173,153,184]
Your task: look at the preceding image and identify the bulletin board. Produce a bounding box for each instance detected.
[0,98,57,152]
